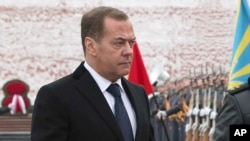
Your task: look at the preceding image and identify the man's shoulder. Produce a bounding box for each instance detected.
[43,62,86,88]
[228,82,250,96]
[122,78,143,89]
[227,82,250,117]
[43,74,74,88]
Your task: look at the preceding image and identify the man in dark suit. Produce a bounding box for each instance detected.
[213,77,250,141]
[31,6,154,141]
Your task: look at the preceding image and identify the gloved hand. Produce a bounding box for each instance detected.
[210,111,217,120]
[155,110,167,120]
[192,107,199,116]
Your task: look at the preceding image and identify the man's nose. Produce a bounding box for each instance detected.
[123,42,133,55]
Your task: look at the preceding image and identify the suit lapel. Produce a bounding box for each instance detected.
[72,63,124,140]
[121,78,144,141]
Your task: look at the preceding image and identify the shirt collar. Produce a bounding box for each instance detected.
[84,62,125,93]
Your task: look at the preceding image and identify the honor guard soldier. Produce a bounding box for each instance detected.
[214,77,250,141]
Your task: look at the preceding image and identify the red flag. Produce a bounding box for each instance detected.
[128,42,154,95]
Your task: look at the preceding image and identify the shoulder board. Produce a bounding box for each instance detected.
[228,82,250,96]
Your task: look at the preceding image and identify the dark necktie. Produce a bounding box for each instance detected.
[107,83,134,141]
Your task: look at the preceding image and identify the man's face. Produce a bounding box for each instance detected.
[93,17,136,82]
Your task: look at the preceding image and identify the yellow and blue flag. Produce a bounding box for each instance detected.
[228,0,250,90]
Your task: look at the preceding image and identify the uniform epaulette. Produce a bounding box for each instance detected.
[228,82,250,96]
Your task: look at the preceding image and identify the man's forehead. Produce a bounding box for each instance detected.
[103,17,130,28]
[103,18,135,39]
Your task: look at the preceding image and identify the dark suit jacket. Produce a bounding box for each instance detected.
[214,83,250,141]
[31,62,155,141]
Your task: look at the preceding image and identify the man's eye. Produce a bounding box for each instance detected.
[114,41,125,46]
[129,41,135,47]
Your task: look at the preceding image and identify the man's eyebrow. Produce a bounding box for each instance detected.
[114,37,136,41]
[131,37,136,41]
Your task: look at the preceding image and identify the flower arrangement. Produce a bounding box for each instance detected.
[2,79,31,115]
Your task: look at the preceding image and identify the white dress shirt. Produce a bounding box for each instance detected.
[84,62,137,138]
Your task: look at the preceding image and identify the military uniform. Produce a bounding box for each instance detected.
[149,92,168,141]
[213,82,250,141]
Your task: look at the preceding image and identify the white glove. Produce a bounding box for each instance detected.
[204,107,212,115]
[155,110,167,119]
[192,122,198,130]
[192,107,199,116]
[210,111,217,119]
[209,127,215,136]
[185,124,191,133]
[199,108,206,117]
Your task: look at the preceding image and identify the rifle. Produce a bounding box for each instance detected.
[209,88,218,141]
[198,79,208,141]
[191,86,200,141]
[201,85,212,141]
[200,72,214,141]
[185,84,194,141]
[185,73,198,141]
[190,67,202,141]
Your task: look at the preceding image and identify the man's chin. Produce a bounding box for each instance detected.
[120,70,130,77]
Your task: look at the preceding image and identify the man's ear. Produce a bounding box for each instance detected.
[85,37,97,56]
